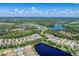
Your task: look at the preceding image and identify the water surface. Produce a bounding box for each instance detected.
[48,25,65,30]
[35,43,71,56]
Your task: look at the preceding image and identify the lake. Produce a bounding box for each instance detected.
[35,43,71,56]
[48,25,65,30]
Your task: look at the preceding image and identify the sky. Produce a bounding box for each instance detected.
[0,3,79,17]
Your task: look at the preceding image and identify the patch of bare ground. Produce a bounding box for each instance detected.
[1,45,36,56]
[2,49,17,56]
[23,45,36,56]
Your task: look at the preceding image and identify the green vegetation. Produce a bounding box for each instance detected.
[0,17,79,56]
[0,30,35,39]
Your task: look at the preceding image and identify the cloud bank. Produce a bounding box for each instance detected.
[0,6,79,17]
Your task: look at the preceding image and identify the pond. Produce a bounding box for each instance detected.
[48,25,65,30]
[35,43,71,56]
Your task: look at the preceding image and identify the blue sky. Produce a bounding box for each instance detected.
[0,3,79,17]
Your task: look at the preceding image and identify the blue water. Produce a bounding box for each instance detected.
[48,25,65,30]
[35,43,71,56]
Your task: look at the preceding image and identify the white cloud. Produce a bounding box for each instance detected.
[66,10,71,12]
[0,8,79,17]
[32,7,36,10]
[14,8,18,11]
[21,10,25,12]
